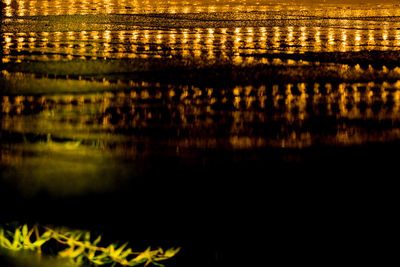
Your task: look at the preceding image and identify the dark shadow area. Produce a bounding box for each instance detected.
[1,142,397,266]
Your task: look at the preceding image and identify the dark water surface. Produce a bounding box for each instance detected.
[1,1,399,266]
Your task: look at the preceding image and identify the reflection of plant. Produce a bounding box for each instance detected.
[0,223,180,266]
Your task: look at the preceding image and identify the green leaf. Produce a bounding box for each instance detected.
[129,248,152,266]
[93,235,102,245]
[69,245,85,258]
[151,262,165,267]
[120,248,132,259]
[91,259,107,265]
[0,230,13,249]
[32,238,49,247]
[84,231,90,241]
[22,225,28,239]
[12,229,21,249]
[75,254,85,265]
[114,242,129,256]
[164,247,181,258]
[108,244,115,256]
[128,258,146,266]
[40,231,52,239]
[87,248,96,259]
[59,247,74,258]
[73,232,83,241]
[95,253,110,260]
[31,230,51,247]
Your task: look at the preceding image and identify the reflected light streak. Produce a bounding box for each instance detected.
[4,78,400,148]
[3,3,400,62]
[273,26,280,52]
[382,24,389,50]
[314,27,321,52]
[396,30,400,46]
[328,28,334,51]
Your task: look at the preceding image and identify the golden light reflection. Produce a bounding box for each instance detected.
[396,29,400,47]
[327,28,335,52]
[367,26,375,50]
[314,27,321,52]
[3,20,400,63]
[382,24,389,50]
[206,28,215,60]
[3,71,400,150]
[299,27,307,52]
[233,27,242,64]
[272,26,280,53]
[286,26,294,52]
[1,0,397,17]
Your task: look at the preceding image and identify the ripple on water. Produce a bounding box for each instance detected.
[2,77,400,153]
[2,1,400,63]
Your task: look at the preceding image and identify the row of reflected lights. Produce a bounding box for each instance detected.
[2,0,400,16]
[2,26,400,63]
[2,81,400,120]
[2,85,400,150]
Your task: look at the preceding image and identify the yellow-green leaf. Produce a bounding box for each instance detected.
[12,229,21,249]
[59,247,74,257]
[32,238,48,247]
[115,242,128,256]
[93,235,101,245]
[0,234,13,249]
[91,259,107,265]
[121,248,132,259]
[84,232,90,241]
[164,247,180,258]
[40,231,52,239]
[22,225,28,238]
[69,246,85,258]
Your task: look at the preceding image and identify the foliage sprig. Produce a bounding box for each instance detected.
[0,224,180,266]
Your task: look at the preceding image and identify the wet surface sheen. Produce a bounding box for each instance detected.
[2,0,400,63]
[1,1,399,266]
